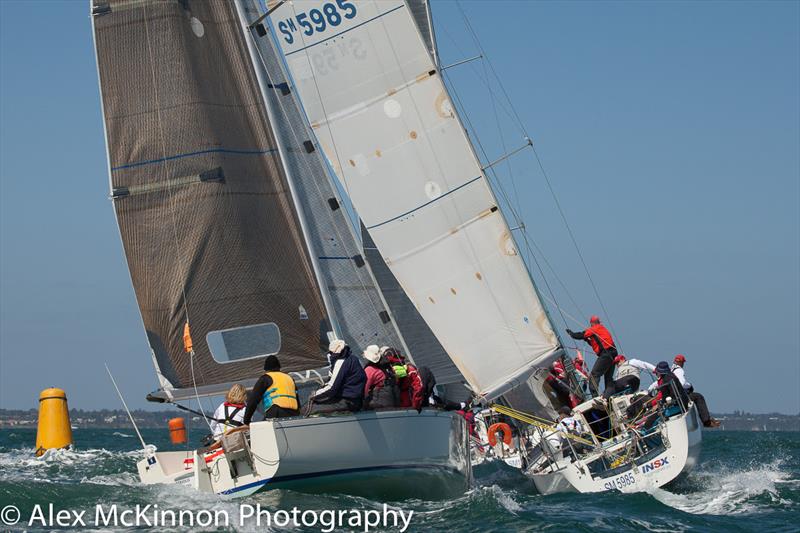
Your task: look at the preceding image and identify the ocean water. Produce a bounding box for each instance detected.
[0,427,797,532]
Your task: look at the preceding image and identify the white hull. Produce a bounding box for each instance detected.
[138,409,469,498]
[529,405,703,494]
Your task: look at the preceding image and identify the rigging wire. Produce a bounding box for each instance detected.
[438,30,578,349]
[452,0,623,351]
[141,3,214,428]
[436,19,580,343]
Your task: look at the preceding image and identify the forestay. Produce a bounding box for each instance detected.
[268,0,560,399]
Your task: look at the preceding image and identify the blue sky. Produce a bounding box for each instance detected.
[1,1,798,414]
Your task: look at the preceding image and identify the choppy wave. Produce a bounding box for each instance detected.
[0,445,142,484]
[1,428,797,532]
[651,459,797,515]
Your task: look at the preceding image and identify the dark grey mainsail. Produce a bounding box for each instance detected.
[92,0,333,398]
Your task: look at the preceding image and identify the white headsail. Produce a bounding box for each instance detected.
[268,0,560,399]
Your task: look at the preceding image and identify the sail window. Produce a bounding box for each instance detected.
[206,323,281,364]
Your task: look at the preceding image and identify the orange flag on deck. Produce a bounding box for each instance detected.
[183,321,193,353]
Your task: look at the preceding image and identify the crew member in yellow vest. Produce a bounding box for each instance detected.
[242,355,300,423]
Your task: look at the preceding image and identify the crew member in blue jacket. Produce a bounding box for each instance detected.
[309,339,367,413]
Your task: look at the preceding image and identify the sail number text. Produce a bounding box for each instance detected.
[278,1,358,45]
[603,472,635,491]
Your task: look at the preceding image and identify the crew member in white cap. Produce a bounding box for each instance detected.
[362,345,399,409]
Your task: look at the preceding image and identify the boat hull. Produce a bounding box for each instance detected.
[138,409,470,499]
[529,404,703,495]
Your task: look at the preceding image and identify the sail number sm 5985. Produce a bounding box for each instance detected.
[278,1,358,45]
[603,472,635,491]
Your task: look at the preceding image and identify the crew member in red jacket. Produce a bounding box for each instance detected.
[567,315,618,396]
[384,348,425,410]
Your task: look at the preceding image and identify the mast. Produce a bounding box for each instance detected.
[234,0,341,340]
[422,0,439,66]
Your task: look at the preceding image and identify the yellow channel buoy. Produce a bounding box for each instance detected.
[35,388,73,456]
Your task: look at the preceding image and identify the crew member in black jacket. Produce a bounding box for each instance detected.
[242,355,299,424]
[309,339,367,413]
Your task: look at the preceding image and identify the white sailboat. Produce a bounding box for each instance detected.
[522,383,703,494]
[92,0,701,497]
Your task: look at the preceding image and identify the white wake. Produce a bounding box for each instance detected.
[650,460,795,515]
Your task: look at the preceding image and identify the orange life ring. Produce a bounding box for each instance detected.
[487,422,513,447]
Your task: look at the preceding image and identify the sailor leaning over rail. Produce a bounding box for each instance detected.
[624,361,690,430]
[671,354,720,427]
[242,355,300,424]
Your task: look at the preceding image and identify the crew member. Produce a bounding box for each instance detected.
[601,355,651,398]
[362,344,399,410]
[546,360,577,408]
[672,354,721,428]
[556,406,586,435]
[418,366,467,412]
[567,315,618,396]
[309,340,366,413]
[555,406,589,455]
[384,348,425,410]
[242,355,299,424]
[573,351,590,379]
[210,384,247,437]
[649,361,689,409]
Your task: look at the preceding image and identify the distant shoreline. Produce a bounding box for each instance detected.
[1,408,798,431]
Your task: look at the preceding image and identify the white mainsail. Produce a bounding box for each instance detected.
[268,0,560,399]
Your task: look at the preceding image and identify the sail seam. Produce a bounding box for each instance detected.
[284,4,405,57]
[366,175,482,230]
[111,148,277,171]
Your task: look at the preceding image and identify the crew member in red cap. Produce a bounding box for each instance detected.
[671,355,720,428]
[567,316,618,396]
